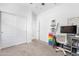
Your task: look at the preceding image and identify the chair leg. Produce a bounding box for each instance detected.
[56,48,60,51]
[56,47,67,56]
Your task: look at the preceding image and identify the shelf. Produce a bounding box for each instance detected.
[72,46,79,48]
[63,36,79,56]
[72,38,79,41]
[72,52,79,56]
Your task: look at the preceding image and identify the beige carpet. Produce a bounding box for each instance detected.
[0,40,64,56]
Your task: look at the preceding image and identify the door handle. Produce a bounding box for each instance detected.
[1,32,3,33]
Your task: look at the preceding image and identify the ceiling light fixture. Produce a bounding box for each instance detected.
[41,3,45,5]
[29,3,32,4]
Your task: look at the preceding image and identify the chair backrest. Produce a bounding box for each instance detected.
[56,34,67,45]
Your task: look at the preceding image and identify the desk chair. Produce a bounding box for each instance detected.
[55,34,71,56]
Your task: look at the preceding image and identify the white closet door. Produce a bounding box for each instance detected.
[1,12,27,48]
[1,12,16,48]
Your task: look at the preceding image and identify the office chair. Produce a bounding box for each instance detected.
[54,34,71,56]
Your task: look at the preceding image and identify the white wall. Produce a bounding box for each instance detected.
[26,8,33,43]
[37,3,79,42]
[32,12,37,39]
[26,10,37,42]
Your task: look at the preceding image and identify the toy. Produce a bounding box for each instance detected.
[48,33,56,46]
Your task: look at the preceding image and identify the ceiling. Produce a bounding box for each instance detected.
[0,3,61,16]
[23,3,60,15]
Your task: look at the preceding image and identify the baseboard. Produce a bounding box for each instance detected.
[0,41,27,50]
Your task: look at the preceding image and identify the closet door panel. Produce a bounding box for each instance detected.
[1,12,16,48]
